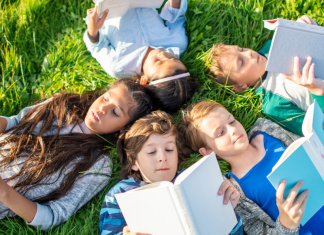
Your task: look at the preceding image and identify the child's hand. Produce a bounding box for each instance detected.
[86,6,109,43]
[122,226,151,235]
[218,180,240,208]
[282,56,324,96]
[296,15,318,25]
[276,180,309,230]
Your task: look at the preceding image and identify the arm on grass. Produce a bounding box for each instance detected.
[0,156,111,231]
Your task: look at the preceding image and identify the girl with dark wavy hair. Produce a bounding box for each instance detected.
[0,78,152,231]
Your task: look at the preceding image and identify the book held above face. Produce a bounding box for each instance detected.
[115,152,238,235]
[264,18,324,78]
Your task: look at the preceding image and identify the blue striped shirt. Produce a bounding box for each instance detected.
[99,171,244,235]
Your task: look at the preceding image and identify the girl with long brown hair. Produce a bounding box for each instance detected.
[99,111,242,235]
[0,78,152,231]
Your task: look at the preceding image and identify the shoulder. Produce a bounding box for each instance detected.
[107,178,140,197]
[249,132,265,145]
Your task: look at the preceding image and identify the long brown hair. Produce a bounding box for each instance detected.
[0,78,153,203]
[117,111,190,180]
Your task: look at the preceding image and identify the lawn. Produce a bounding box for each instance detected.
[0,0,323,234]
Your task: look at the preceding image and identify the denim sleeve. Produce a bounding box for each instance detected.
[83,29,119,78]
[160,0,187,25]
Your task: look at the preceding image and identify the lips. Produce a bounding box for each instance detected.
[257,54,260,63]
[235,134,243,143]
[92,111,99,121]
[157,168,169,172]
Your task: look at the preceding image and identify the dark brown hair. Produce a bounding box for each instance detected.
[0,78,153,203]
[117,111,190,180]
[140,69,198,112]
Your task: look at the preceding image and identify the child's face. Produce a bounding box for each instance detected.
[198,107,249,159]
[220,45,267,87]
[85,86,131,134]
[132,133,178,183]
[143,48,187,80]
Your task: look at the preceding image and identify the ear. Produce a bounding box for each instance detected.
[140,76,148,85]
[131,161,139,171]
[199,148,213,156]
[232,84,248,93]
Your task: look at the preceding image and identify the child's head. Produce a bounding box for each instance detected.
[208,43,267,91]
[85,78,153,134]
[179,101,249,160]
[140,49,197,112]
[117,110,189,182]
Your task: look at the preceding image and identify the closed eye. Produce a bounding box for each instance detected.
[113,109,119,117]
[230,120,236,124]
[166,149,173,152]
[216,130,224,138]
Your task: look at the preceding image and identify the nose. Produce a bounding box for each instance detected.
[228,125,236,136]
[99,102,113,114]
[158,151,167,163]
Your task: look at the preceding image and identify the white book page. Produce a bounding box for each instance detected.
[303,136,324,181]
[115,185,186,235]
[175,153,237,235]
[129,0,164,9]
[96,0,131,19]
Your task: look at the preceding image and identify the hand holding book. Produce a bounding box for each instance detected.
[276,180,309,229]
[282,56,324,96]
[86,6,109,43]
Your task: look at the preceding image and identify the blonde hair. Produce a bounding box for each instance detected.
[208,43,236,85]
[179,101,226,152]
[117,111,189,180]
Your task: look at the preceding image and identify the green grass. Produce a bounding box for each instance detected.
[0,0,323,233]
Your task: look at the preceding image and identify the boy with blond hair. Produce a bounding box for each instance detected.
[207,15,324,136]
[179,100,324,235]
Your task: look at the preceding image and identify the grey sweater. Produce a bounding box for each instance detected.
[233,118,300,235]
[0,100,112,231]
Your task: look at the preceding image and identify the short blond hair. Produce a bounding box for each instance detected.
[179,101,225,152]
[208,43,236,85]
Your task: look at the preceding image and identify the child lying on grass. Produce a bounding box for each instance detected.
[84,0,197,112]
[207,15,324,136]
[180,100,324,235]
[99,111,244,235]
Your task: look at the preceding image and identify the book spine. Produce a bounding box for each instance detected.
[169,185,199,235]
[278,18,324,36]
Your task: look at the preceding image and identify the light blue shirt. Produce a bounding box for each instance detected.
[83,0,188,78]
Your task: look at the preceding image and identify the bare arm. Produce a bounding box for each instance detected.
[170,0,181,8]
[0,177,37,222]
[0,117,7,133]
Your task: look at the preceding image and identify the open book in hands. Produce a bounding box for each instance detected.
[95,0,164,20]
[115,152,238,235]
[264,18,324,78]
[267,100,324,225]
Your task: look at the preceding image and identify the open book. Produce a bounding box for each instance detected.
[267,100,324,225]
[115,152,237,235]
[95,0,164,19]
[264,18,324,78]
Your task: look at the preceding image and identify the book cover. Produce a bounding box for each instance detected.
[96,0,164,20]
[264,18,324,78]
[115,153,237,235]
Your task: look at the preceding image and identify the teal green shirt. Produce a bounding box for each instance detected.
[256,40,324,136]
